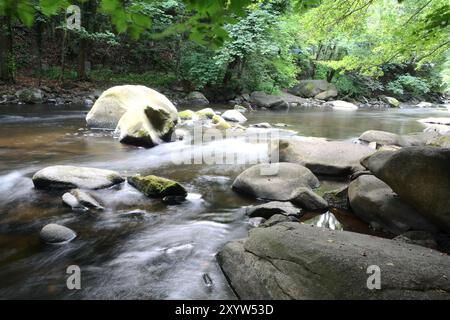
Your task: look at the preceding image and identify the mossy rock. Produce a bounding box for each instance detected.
[212,115,232,130]
[196,108,216,119]
[128,175,187,198]
[427,135,450,148]
[178,109,199,120]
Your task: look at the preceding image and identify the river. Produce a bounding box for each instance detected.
[0,103,448,299]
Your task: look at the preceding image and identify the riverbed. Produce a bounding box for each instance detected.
[0,104,448,299]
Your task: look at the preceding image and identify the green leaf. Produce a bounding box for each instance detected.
[17,1,35,26]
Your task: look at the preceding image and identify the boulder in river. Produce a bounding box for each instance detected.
[348,175,437,235]
[362,147,450,233]
[359,130,402,147]
[288,80,337,99]
[418,117,450,134]
[127,175,187,198]
[178,109,199,121]
[259,214,291,227]
[15,88,44,104]
[217,222,450,299]
[359,130,439,148]
[212,115,232,130]
[277,139,375,176]
[232,163,320,201]
[85,85,178,129]
[246,201,301,219]
[381,96,400,108]
[62,189,104,211]
[290,187,329,212]
[184,91,209,107]
[40,224,77,244]
[115,104,176,148]
[33,165,124,190]
[326,100,358,111]
[427,135,450,148]
[416,101,433,108]
[323,186,349,211]
[250,91,289,109]
[196,107,216,119]
[221,110,247,123]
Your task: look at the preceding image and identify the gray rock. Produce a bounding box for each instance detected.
[185,91,209,106]
[323,186,349,211]
[259,214,291,227]
[232,163,320,201]
[416,102,433,108]
[83,99,94,107]
[40,224,77,244]
[288,80,337,99]
[362,147,450,233]
[250,122,272,129]
[326,100,358,111]
[359,130,438,147]
[418,117,450,134]
[248,217,266,228]
[277,139,375,176]
[348,175,437,235]
[382,96,400,108]
[15,88,44,104]
[246,201,301,219]
[116,104,176,148]
[359,130,403,146]
[63,189,104,210]
[427,135,450,148]
[394,231,438,249]
[33,165,124,190]
[217,222,450,299]
[221,110,247,123]
[250,91,289,109]
[127,175,187,198]
[290,187,329,212]
[314,88,338,100]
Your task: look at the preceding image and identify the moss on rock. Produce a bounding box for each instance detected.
[127,175,187,198]
[196,108,215,119]
[178,109,199,120]
[212,115,232,130]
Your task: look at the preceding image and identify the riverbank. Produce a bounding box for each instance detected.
[1,78,448,110]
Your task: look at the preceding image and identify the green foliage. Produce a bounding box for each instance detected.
[179,45,224,90]
[333,73,383,98]
[387,74,431,97]
[88,69,177,87]
[35,66,77,80]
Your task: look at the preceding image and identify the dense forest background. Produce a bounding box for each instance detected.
[0,0,449,101]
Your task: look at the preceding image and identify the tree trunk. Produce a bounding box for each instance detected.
[326,69,336,82]
[35,20,43,86]
[0,16,14,82]
[60,27,68,83]
[77,38,87,80]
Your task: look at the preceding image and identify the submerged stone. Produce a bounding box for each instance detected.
[127,175,187,198]
[40,224,76,244]
[32,165,124,190]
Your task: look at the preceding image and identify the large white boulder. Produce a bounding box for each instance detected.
[86,85,178,129]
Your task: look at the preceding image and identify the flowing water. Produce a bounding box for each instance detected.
[0,103,448,299]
